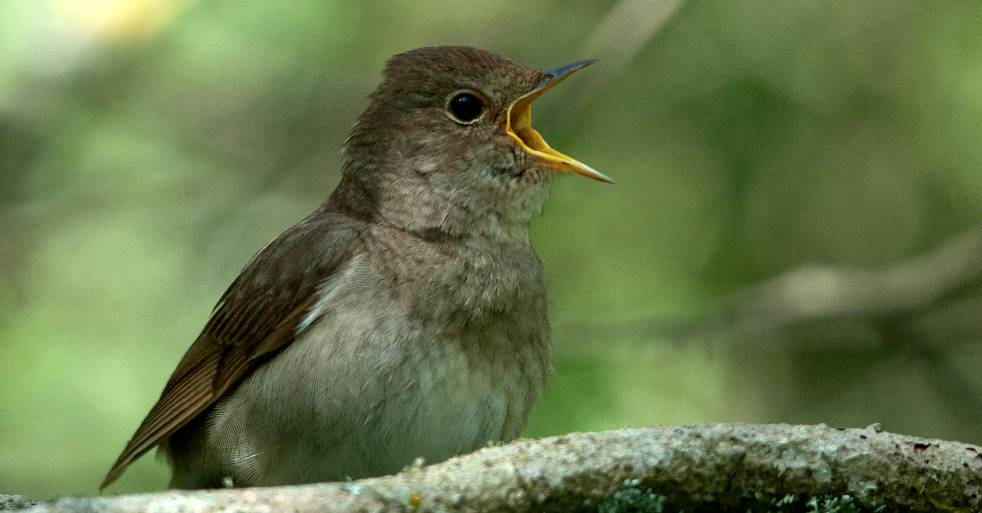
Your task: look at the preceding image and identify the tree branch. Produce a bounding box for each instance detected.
[17,424,982,512]
[555,223,982,346]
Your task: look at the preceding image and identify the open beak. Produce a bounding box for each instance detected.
[505,60,614,183]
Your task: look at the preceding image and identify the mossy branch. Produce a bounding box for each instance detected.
[14,424,982,513]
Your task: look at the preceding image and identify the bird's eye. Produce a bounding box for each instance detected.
[446,92,485,124]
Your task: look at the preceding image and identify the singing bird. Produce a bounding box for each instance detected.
[101,46,612,490]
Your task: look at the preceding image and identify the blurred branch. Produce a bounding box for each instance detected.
[727,224,982,338]
[18,424,982,512]
[557,223,982,345]
[579,0,685,93]
[556,224,982,429]
[550,0,686,132]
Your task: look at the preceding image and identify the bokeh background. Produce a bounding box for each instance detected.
[2,0,981,499]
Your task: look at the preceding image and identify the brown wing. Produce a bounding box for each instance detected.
[100,209,359,489]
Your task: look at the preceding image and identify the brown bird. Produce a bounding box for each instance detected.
[101,46,611,490]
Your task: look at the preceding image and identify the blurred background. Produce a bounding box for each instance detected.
[2,0,981,499]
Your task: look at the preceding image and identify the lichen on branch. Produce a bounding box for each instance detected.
[15,424,982,513]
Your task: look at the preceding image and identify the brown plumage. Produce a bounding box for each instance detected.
[101,46,608,490]
[101,212,351,488]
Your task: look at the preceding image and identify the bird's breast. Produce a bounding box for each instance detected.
[208,246,550,485]
[370,226,548,329]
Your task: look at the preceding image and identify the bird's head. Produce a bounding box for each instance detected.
[336,46,610,238]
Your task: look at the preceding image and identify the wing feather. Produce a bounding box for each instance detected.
[100,211,357,489]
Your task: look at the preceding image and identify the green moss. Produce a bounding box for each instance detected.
[771,494,885,513]
[595,480,665,513]
[592,482,893,513]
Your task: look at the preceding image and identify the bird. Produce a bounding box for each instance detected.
[100,45,612,490]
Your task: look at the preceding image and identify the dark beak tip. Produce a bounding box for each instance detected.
[536,59,597,88]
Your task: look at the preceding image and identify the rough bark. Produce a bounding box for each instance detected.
[10,423,982,512]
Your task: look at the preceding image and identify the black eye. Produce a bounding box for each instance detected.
[446,92,485,124]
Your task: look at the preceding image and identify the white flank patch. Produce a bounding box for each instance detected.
[295,260,354,335]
